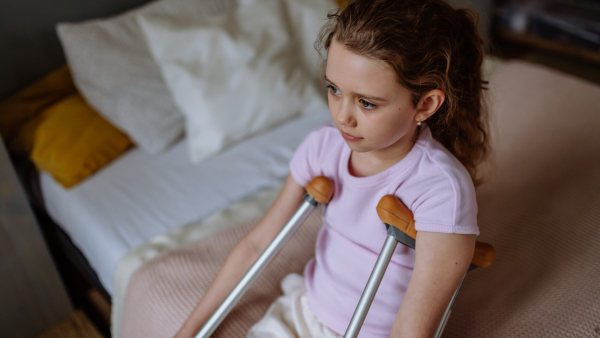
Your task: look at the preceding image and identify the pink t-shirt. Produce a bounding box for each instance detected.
[289,122,479,337]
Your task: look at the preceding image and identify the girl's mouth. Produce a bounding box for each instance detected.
[341,131,363,142]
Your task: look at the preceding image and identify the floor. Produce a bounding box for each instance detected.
[36,288,111,338]
[37,310,103,338]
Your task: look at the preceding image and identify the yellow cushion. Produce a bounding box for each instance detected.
[31,94,133,188]
[0,66,77,144]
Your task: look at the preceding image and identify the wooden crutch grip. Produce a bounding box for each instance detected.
[305,176,335,204]
[376,195,495,268]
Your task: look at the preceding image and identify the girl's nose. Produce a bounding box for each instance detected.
[335,100,356,127]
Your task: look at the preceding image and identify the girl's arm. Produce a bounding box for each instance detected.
[390,231,476,338]
[174,173,306,338]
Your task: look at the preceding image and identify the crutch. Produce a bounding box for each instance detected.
[344,195,495,338]
[194,176,335,338]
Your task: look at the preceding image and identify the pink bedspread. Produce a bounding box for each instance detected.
[120,208,323,338]
[121,60,600,337]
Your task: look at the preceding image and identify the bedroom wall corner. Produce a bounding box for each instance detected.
[0,0,152,100]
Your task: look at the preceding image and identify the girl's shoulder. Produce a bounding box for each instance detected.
[414,127,473,190]
[290,121,345,186]
[404,129,478,233]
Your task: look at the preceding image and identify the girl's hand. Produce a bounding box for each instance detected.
[390,231,476,338]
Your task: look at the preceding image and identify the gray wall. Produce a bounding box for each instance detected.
[0,0,152,100]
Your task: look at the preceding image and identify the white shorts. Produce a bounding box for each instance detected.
[246,273,342,338]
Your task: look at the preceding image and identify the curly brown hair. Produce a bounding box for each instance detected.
[316,0,489,185]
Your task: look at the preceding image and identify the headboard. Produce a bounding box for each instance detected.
[0,0,152,100]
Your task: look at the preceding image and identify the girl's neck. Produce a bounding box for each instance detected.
[347,148,409,177]
[348,132,418,178]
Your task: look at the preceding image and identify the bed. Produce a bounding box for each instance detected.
[2,0,599,336]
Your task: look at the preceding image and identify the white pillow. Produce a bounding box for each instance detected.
[284,0,338,93]
[137,0,328,163]
[56,0,237,154]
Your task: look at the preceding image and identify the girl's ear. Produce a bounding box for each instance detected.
[415,89,445,123]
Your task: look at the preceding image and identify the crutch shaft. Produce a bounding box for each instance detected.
[434,274,467,338]
[344,195,495,337]
[195,176,334,338]
[195,195,317,338]
[344,233,398,338]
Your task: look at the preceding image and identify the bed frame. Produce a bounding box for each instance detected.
[10,154,113,336]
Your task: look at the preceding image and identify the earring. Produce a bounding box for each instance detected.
[417,120,422,126]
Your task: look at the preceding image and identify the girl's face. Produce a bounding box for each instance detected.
[325,40,420,159]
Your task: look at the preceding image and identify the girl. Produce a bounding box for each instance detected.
[176,0,488,337]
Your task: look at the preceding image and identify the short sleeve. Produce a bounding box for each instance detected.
[289,124,328,187]
[408,164,479,236]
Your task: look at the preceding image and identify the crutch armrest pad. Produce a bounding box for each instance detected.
[376,195,417,239]
[377,195,495,268]
[306,176,334,204]
[472,242,495,268]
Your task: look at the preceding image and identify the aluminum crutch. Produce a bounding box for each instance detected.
[344,195,495,338]
[195,176,334,338]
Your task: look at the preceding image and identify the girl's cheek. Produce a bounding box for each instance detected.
[327,98,335,116]
[327,93,338,110]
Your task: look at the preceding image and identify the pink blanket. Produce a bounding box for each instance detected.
[121,60,600,337]
[120,209,323,338]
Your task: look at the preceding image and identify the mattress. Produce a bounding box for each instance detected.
[40,111,331,295]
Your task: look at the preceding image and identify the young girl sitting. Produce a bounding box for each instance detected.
[176,0,488,337]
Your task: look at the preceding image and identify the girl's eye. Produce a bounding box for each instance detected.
[327,85,340,95]
[359,99,376,109]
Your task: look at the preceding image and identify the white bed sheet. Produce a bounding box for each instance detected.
[40,111,331,295]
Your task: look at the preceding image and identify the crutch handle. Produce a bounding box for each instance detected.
[376,195,495,268]
[306,176,335,204]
